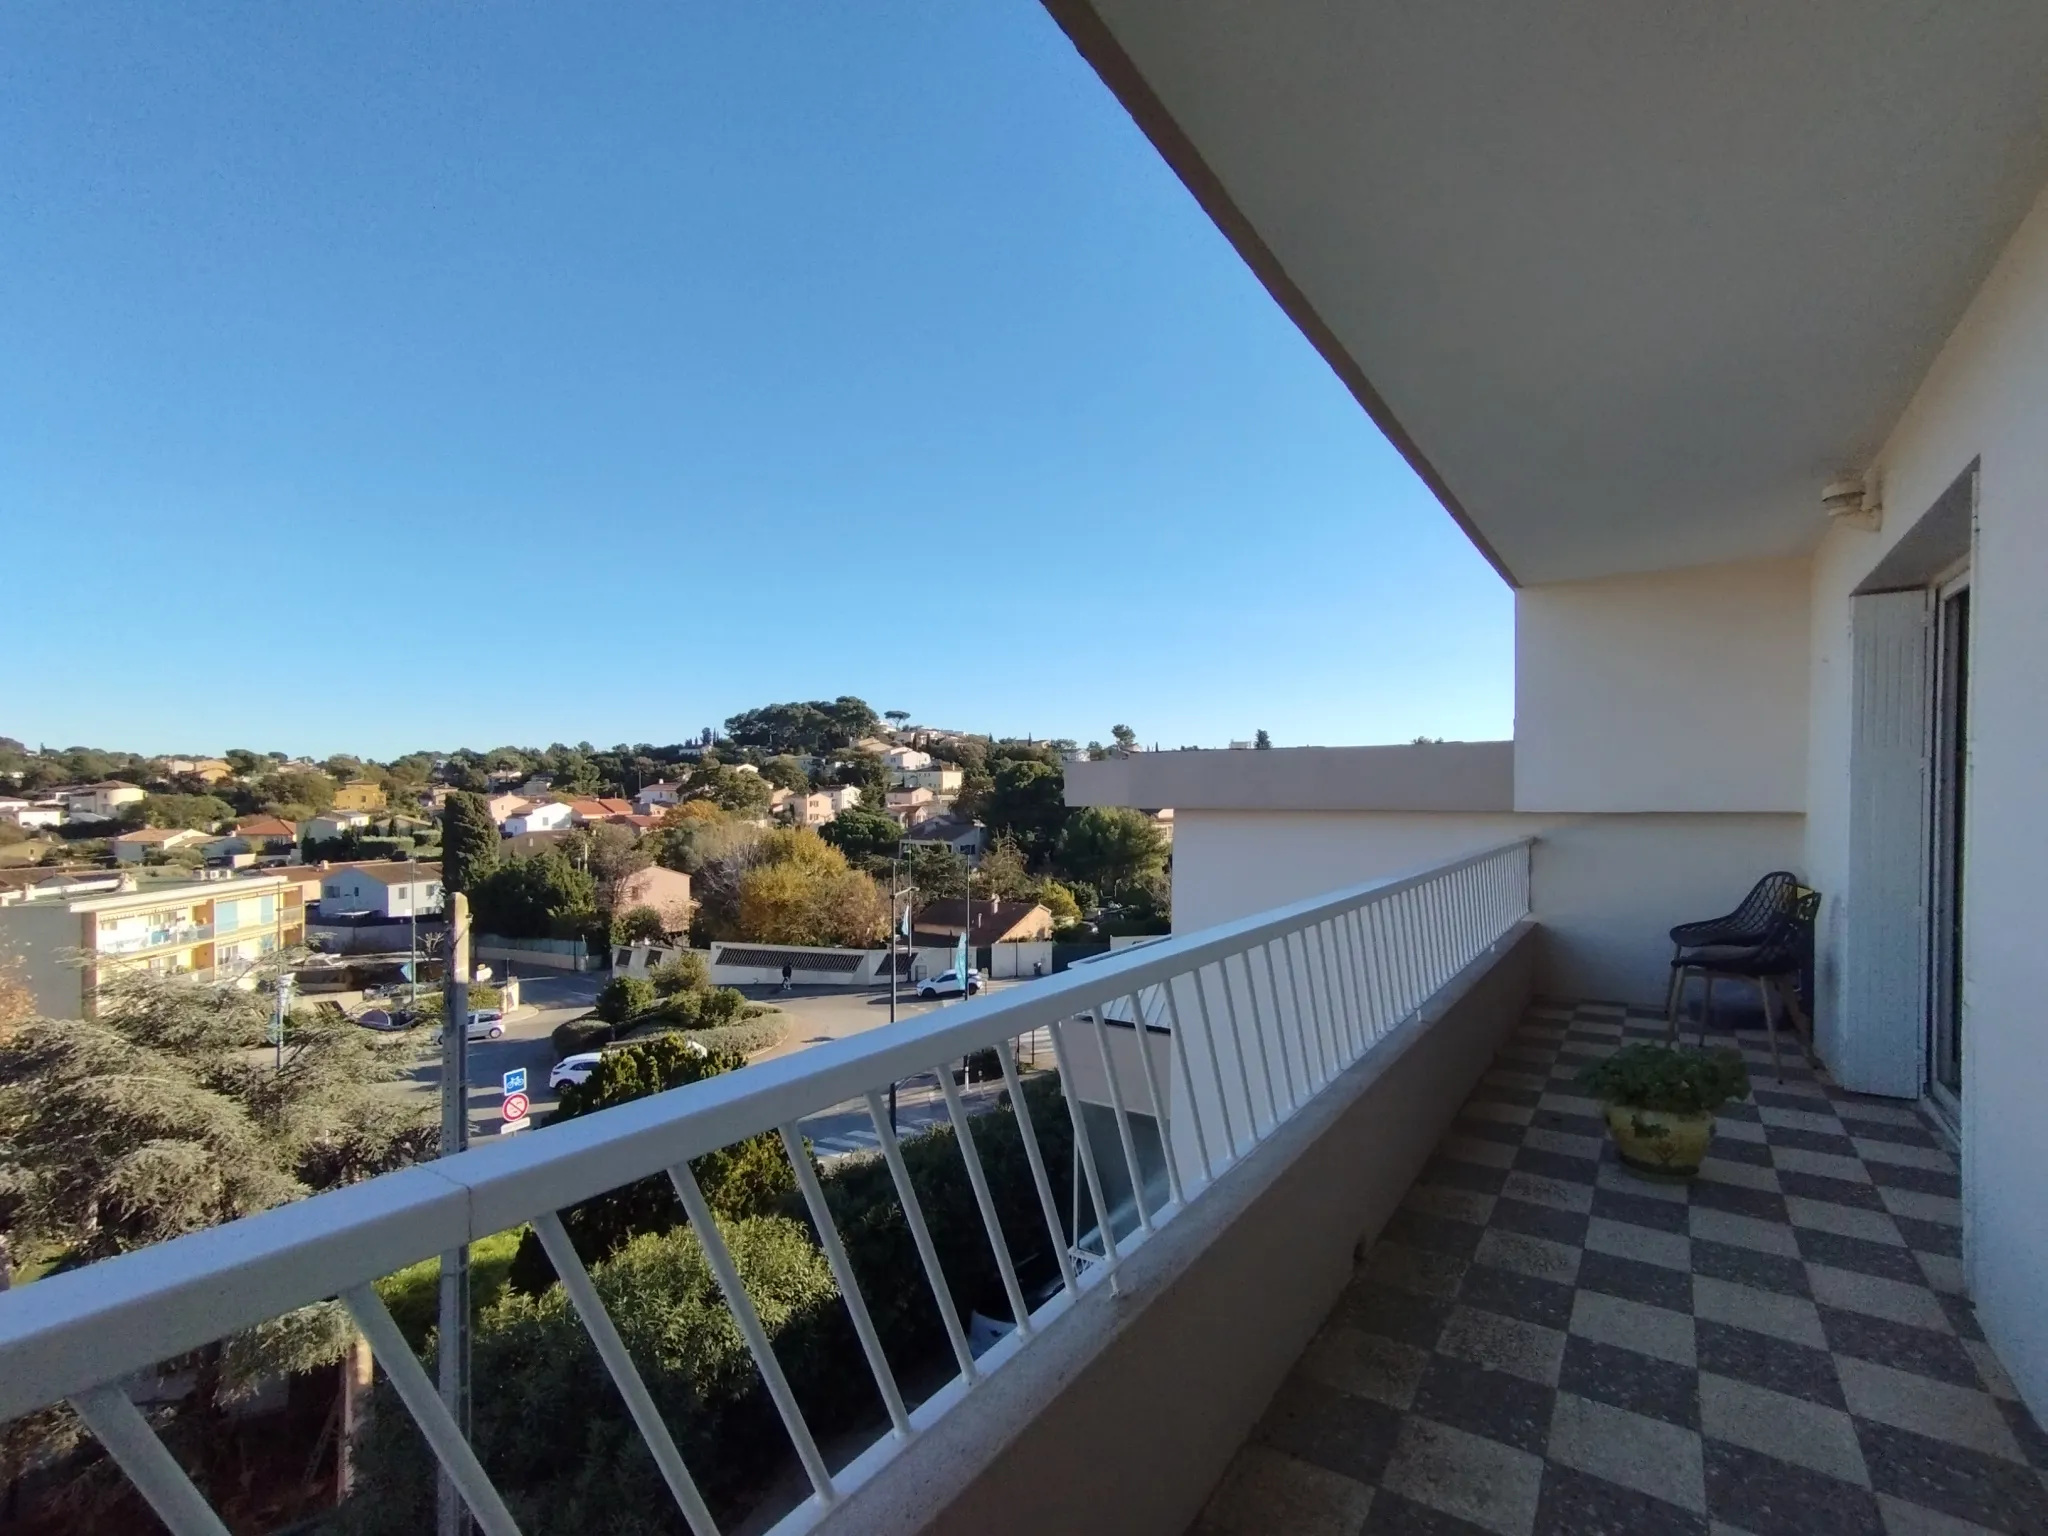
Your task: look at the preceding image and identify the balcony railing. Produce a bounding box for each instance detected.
[0,840,1532,1536]
[94,923,212,957]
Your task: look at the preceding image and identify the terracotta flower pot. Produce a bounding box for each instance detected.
[1603,1105,1715,1177]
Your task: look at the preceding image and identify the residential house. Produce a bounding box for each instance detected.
[52,782,146,822]
[909,896,1053,948]
[886,785,935,820]
[882,746,932,773]
[899,818,988,862]
[0,873,293,1018]
[299,809,371,845]
[160,757,234,785]
[485,793,533,825]
[515,774,554,798]
[202,814,299,862]
[415,784,453,811]
[316,861,443,920]
[0,797,65,830]
[502,801,575,837]
[781,791,840,829]
[564,797,636,825]
[331,779,387,812]
[895,765,964,795]
[610,866,692,933]
[633,782,682,814]
[821,784,862,814]
[110,827,210,865]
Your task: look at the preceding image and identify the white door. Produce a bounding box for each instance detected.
[1838,590,1932,1097]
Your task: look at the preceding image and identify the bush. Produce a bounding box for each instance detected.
[504,1037,795,1298]
[1577,1043,1750,1114]
[650,950,710,997]
[551,1017,615,1058]
[613,905,669,945]
[468,982,503,1011]
[593,974,655,1024]
[666,1017,788,1057]
[343,1216,850,1532]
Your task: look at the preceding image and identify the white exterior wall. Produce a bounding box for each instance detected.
[1805,182,2048,1417]
[1515,558,1811,812]
[1171,810,1801,1007]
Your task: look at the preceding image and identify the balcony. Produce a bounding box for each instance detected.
[94,923,212,957]
[1,842,2040,1535]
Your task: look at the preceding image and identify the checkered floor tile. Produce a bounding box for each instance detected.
[1190,1000,2048,1536]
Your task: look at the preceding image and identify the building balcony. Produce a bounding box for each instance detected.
[94,922,212,957]
[2,844,2040,1535]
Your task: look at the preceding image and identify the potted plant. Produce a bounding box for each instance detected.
[1577,1042,1750,1177]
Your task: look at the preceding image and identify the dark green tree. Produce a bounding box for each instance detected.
[1057,805,1169,900]
[468,851,597,940]
[983,759,1069,865]
[440,791,501,896]
[820,806,901,862]
[758,755,811,792]
[1254,729,1273,749]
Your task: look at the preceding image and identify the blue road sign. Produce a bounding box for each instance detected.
[502,1067,528,1096]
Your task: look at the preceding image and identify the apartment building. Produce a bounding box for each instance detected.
[0,872,297,1019]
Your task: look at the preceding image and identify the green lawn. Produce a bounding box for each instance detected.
[374,1228,525,1350]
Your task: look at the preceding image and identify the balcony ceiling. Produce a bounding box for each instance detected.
[1048,2,2048,584]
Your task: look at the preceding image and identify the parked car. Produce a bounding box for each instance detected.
[917,968,983,1000]
[549,1052,603,1090]
[431,1010,506,1044]
[354,1007,422,1032]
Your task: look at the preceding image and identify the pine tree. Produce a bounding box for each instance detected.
[441,789,500,894]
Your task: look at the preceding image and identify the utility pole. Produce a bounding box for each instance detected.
[436,893,472,1536]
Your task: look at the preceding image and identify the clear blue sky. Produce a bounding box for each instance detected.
[2,3,1511,761]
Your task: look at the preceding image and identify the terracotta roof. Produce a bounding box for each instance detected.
[235,815,298,837]
[911,897,1052,947]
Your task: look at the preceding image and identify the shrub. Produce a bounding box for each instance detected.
[650,950,710,997]
[1577,1043,1750,1114]
[468,982,503,1011]
[551,1016,614,1058]
[593,974,655,1024]
[670,1017,788,1057]
[504,1037,794,1298]
[613,904,669,945]
[343,1216,849,1532]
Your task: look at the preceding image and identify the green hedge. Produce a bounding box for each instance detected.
[340,1216,852,1533]
[347,1046,1078,1534]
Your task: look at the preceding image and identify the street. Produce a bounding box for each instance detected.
[387,971,1051,1156]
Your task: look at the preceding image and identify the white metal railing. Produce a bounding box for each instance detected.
[0,840,1533,1536]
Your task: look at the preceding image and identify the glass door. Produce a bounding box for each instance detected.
[1927,570,1969,1121]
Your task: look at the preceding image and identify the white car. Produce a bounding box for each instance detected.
[431,1010,506,1044]
[917,968,983,1000]
[550,1052,603,1090]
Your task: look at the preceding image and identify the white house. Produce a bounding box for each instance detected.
[299,809,372,844]
[0,797,64,830]
[501,801,574,837]
[315,861,443,919]
[53,782,145,822]
[821,784,862,814]
[894,765,963,795]
[633,781,682,813]
[882,746,932,773]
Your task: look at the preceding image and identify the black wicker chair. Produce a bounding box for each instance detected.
[1662,870,1800,1021]
[1665,890,1821,1078]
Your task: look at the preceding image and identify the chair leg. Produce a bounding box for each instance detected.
[1757,975,1783,1081]
[1698,974,1715,1049]
[1775,974,1813,1061]
[1665,961,1685,1042]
